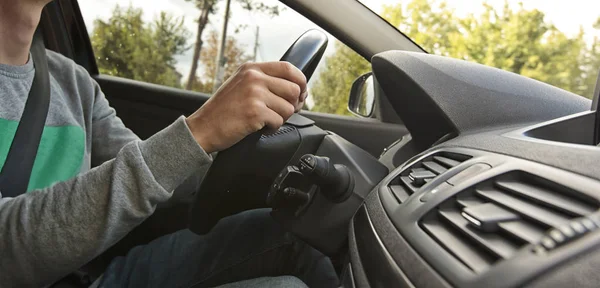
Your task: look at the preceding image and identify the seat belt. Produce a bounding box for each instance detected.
[0,28,51,197]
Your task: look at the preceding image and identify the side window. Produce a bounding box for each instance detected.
[79,0,370,117]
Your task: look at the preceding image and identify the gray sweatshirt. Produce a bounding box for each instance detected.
[0,50,213,287]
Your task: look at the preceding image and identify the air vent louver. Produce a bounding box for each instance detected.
[388,152,471,203]
[420,172,599,273]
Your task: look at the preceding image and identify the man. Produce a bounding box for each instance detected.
[0,0,338,287]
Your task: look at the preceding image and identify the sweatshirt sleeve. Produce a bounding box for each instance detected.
[89,78,203,206]
[89,79,140,167]
[0,116,213,287]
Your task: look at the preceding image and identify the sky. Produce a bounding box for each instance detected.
[79,0,600,86]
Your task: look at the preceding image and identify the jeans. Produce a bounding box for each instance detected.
[96,209,338,288]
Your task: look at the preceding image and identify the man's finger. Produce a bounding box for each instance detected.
[295,99,305,113]
[254,62,307,97]
[261,105,285,131]
[265,75,302,106]
[299,89,308,102]
[263,91,296,121]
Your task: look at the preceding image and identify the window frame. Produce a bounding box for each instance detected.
[58,0,382,78]
[52,0,406,123]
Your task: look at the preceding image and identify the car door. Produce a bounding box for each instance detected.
[49,0,407,158]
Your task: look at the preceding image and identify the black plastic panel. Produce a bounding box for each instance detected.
[96,75,210,115]
[371,147,600,288]
[358,180,451,288]
[372,51,590,149]
[301,110,408,157]
[340,263,357,288]
[94,75,210,139]
[442,129,600,181]
[272,134,388,255]
[352,206,414,287]
[522,111,596,145]
[525,242,600,288]
[348,224,370,288]
[378,134,422,170]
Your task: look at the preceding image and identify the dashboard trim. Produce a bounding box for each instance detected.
[353,206,415,288]
[503,111,598,151]
[374,147,600,288]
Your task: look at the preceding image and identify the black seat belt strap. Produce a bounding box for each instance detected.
[0,28,51,197]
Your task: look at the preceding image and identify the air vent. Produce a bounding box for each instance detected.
[420,172,599,273]
[388,152,471,203]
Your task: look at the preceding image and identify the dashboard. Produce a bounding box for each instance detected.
[343,51,600,287]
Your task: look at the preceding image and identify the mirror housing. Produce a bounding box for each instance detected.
[348,72,376,117]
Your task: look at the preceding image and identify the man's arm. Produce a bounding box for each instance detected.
[0,117,211,287]
[88,79,202,205]
[0,61,306,287]
[89,79,140,166]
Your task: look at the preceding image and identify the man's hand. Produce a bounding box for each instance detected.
[186,62,307,154]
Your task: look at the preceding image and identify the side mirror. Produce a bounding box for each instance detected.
[348,72,376,117]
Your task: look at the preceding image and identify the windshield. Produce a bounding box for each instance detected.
[359,0,600,99]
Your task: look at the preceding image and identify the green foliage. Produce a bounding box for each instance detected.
[91,5,190,88]
[310,43,371,116]
[587,17,600,94]
[310,0,600,115]
[381,0,600,98]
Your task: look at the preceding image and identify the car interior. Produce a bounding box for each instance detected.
[36,0,600,287]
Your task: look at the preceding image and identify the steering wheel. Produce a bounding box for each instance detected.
[189,30,329,235]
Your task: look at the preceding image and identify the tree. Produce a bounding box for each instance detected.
[184,0,281,90]
[310,0,600,115]
[454,3,590,96]
[184,0,215,90]
[584,18,600,98]
[381,0,598,97]
[187,30,252,93]
[384,0,462,57]
[310,43,371,115]
[91,5,189,88]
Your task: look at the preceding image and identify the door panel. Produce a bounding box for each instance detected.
[95,75,209,139]
[96,75,407,157]
[299,111,407,156]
